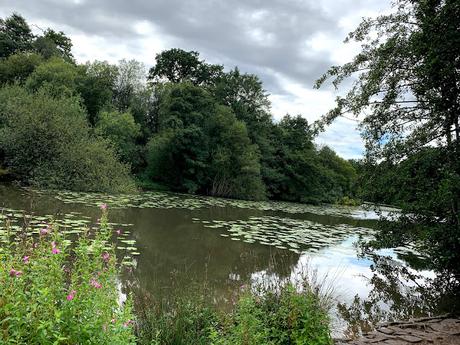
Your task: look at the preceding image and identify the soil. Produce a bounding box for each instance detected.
[336,315,460,345]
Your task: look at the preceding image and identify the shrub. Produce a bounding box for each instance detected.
[212,284,333,345]
[0,206,136,344]
[0,85,135,193]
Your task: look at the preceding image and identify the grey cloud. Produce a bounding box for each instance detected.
[0,0,389,158]
[1,0,344,89]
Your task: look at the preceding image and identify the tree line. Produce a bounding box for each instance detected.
[0,13,357,203]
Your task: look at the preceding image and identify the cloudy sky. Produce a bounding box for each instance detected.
[0,0,391,159]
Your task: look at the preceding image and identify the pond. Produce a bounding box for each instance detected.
[0,183,454,337]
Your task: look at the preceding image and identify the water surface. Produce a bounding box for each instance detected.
[0,183,449,336]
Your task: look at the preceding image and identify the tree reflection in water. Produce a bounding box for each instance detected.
[338,248,460,339]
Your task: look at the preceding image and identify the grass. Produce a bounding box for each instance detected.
[135,267,334,345]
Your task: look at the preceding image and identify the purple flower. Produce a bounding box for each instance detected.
[40,228,49,236]
[116,229,122,236]
[66,290,76,301]
[9,268,23,277]
[23,256,29,264]
[90,278,102,289]
[51,241,60,254]
[102,252,110,263]
[100,203,107,210]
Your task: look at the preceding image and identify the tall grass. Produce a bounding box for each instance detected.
[135,265,334,345]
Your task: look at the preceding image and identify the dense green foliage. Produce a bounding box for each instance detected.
[0,208,136,344]
[0,12,356,202]
[136,283,332,345]
[0,13,72,60]
[144,48,356,202]
[316,0,460,273]
[146,83,265,199]
[95,110,142,167]
[0,85,135,193]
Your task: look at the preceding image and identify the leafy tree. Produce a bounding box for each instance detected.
[0,85,135,193]
[33,29,73,61]
[128,86,157,141]
[148,48,223,86]
[78,60,118,124]
[206,105,265,199]
[268,115,321,203]
[146,83,265,199]
[113,59,146,111]
[25,57,82,95]
[95,109,142,168]
[0,52,43,84]
[211,68,276,189]
[317,146,357,198]
[316,0,460,272]
[315,0,459,162]
[0,13,34,59]
[212,67,273,144]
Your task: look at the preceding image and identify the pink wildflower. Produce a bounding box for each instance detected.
[123,320,134,328]
[40,227,49,236]
[100,203,107,210]
[66,290,76,301]
[23,256,29,264]
[90,278,102,289]
[51,241,60,254]
[102,252,110,263]
[111,318,116,324]
[116,229,122,236]
[9,268,23,277]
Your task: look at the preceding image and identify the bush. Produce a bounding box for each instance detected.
[212,284,333,345]
[0,85,135,193]
[0,207,136,344]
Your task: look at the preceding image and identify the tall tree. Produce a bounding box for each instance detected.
[78,60,118,124]
[33,29,73,61]
[315,0,459,162]
[0,13,34,59]
[148,48,223,86]
[316,0,460,272]
[113,59,146,111]
[146,82,265,199]
[212,68,275,191]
